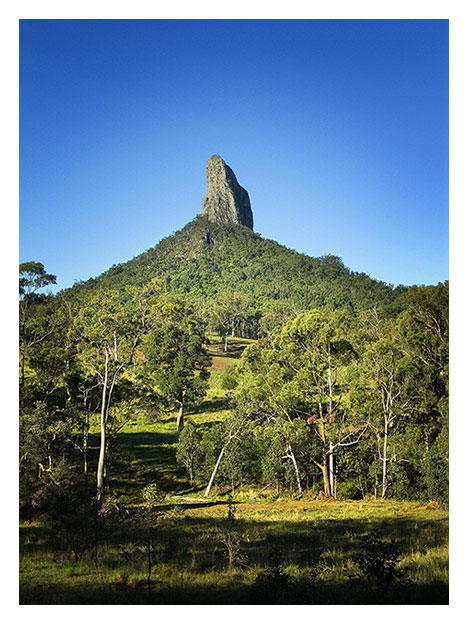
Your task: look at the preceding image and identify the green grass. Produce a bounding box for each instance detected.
[19,498,448,604]
[19,338,449,604]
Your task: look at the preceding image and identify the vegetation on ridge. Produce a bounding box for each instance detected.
[70,216,408,337]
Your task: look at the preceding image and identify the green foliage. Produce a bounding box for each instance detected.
[19,261,56,297]
[69,216,406,337]
[140,296,211,425]
[200,413,256,488]
[18,236,449,605]
[176,423,202,485]
[423,424,449,504]
[216,494,247,571]
[20,401,74,483]
[141,482,165,507]
[352,530,407,591]
[255,419,314,493]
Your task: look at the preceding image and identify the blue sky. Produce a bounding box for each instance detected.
[20,19,448,290]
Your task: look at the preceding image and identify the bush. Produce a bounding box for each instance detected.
[41,485,101,562]
[352,530,407,591]
[251,564,291,604]
[216,495,247,571]
[423,443,449,505]
[336,479,362,500]
[141,482,165,506]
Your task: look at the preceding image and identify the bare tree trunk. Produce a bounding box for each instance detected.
[224,332,228,352]
[321,448,332,497]
[288,445,303,498]
[83,423,89,478]
[359,475,366,499]
[317,414,331,497]
[177,402,184,433]
[103,437,110,480]
[252,482,275,498]
[329,443,334,498]
[20,346,25,391]
[382,417,389,499]
[96,351,109,503]
[204,446,225,497]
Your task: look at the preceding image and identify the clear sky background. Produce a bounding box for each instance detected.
[19,19,448,291]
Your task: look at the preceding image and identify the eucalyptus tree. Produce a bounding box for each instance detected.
[176,422,202,485]
[233,340,308,497]
[397,282,449,441]
[211,292,246,351]
[74,279,165,503]
[396,283,449,499]
[19,262,57,395]
[140,297,210,433]
[358,319,417,499]
[235,309,364,497]
[19,263,82,505]
[203,414,253,497]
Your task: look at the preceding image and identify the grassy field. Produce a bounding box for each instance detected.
[19,337,449,605]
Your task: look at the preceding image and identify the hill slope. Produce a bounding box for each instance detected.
[70,215,407,333]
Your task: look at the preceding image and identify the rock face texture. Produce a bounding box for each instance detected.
[202,155,253,230]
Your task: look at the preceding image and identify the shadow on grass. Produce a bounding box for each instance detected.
[86,431,187,499]
[209,342,248,360]
[193,396,230,414]
[156,500,232,512]
[19,577,448,605]
[20,512,448,604]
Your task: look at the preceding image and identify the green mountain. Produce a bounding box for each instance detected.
[69,215,407,336]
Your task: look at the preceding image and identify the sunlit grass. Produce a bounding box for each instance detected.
[20,497,448,604]
[19,337,448,604]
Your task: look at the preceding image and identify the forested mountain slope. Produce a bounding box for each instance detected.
[69,215,407,333]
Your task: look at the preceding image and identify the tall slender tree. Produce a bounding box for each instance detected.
[74,279,165,502]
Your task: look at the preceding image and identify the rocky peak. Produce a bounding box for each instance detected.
[202,155,253,230]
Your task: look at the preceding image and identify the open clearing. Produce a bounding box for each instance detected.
[19,338,448,604]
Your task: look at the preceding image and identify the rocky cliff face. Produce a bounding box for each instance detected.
[202,155,253,230]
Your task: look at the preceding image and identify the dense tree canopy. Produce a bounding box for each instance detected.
[69,216,407,337]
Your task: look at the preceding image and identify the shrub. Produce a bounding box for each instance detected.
[41,485,100,562]
[423,443,449,505]
[251,564,291,604]
[352,530,407,591]
[141,482,165,507]
[217,494,247,571]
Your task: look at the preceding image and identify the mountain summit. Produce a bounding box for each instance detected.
[202,155,253,230]
[70,157,406,335]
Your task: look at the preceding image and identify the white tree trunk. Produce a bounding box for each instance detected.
[177,402,184,433]
[204,446,225,497]
[382,417,389,499]
[83,424,88,477]
[96,351,109,503]
[288,445,303,498]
